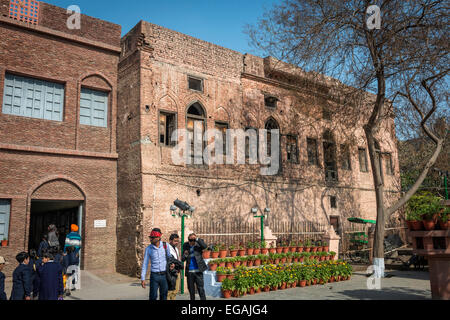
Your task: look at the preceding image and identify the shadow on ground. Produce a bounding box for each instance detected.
[336,287,431,300]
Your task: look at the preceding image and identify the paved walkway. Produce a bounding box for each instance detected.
[60,269,431,300]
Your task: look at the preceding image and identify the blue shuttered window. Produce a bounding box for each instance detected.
[80,88,108,128]
[2,73,64,121]
[0,200,11,241]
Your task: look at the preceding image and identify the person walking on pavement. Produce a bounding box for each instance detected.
[37,251,64,300]
[10,252,32,300]
[167,233,182,300]
[64,224,82,254]
[140,228,174,300]
[182,233,208,300]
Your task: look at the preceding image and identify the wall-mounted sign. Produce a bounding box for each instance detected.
[94,220,107,228]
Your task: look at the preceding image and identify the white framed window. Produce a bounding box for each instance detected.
[0,200,11,241]
[80,88,108,128]
[2,73,64,121]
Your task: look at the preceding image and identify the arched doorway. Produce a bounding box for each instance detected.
[186,102,206,164]
[28,179,85,263]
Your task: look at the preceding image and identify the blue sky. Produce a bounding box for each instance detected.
[44,0,279,55]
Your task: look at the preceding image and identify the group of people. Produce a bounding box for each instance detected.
[141,228,208,300]
[0,223,82,300]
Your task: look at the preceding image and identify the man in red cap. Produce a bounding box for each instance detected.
[140,228,173,300]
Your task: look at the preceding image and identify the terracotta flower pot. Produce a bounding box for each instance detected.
[261,248,269,255]
[211,251,220,259]
[219,250,227,258]
[238,249,246,256]
[286,283,291,288]
[202,250,211,259]
[269,248,276,254]
[300,280,307,287]
[233,262,241,268]
[330,276,335,283]
[264,286,270,292]
[281,258,287,263]
[291,282,297,288]
[253,248,261,255]
[242,261,248,267]
[256,288,261,294]
[226,274,235,280]
[293,258,299,263]
[247,248,254,255]
[254,259,261,266]
[247,260,254,267]
[306,280,311,286]
[439,220,449,230]
[323,246,329,252]
[274,259,280,264]
[290,247,296,253]
[282,247,289,253]
[232,289,239,297]
[276,247,283,253]
[408,220,424,231]
[209,263,218,271]
[1,240,7,247]
[248,287,255,295]
[317,247,323,252]
[320,256,326,261]
[222,290,232,299]
[423,219,436,231]
[225,262,233,269]
[281,282,287,290]
[312,247,317,253]
[230,250,238,257]
[313,279,318,285]
[216,274,226,282]
[305,247,311,252]
[297,247,304,253]
[271,286,278,291]
[299,257,304,263]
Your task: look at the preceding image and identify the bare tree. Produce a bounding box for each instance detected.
[246,0,449,276]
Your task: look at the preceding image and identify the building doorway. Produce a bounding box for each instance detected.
[28,200,83,256]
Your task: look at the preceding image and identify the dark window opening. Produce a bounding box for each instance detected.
[307,138,318,166]
[159,112,176,146]
[340,144,352,170]
[265,96,278,108]
[188,76,203,92]
[323,131,338,182]
[359,148,368,172]
[286,135,299,163]
[215,122,229,160]
[330,196,337,209]
[385,153,394,175]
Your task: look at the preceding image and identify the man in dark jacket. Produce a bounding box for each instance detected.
[181,233,208,300]
[0,256,8,300]
[37,252,64,300]
[10,252,32,300]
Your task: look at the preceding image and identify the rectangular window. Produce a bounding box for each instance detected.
[286,135,299,163]
[159,111,176,147]
[330,196,337,209]
[188,76,203,92]
[307,138,318,166]
[265,96,278,109]
[359,148,369,172]
[80,88,108,128]
[385,153,394,175]
[0,200,11,242]
[2,73,64,121]
[215,122,228,158]
[187,118,205,164]
[340,144,352,170]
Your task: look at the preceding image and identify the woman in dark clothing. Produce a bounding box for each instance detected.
[37,252,64,300]
[38,234,49,257]
[10,252,32,300]
[28,249,42,299]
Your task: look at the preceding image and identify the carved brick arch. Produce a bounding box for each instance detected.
[183,93,209,117]
[214,106,231,124]
[157,93,179,113]
[28,175,87,201]
[80,73,113,91]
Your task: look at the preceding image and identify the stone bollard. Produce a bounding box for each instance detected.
[323,226,340,260]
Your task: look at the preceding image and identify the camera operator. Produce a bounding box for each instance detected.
[181,233,207,300]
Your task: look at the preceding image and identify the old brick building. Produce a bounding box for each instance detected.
[117,21,401,275]
[0,0,121,273]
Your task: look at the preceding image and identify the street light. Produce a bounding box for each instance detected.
[170,199,195,294]
[252,207,270,248]
[433,168,449,200]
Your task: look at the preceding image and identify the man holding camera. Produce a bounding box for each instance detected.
[181,233,207,300]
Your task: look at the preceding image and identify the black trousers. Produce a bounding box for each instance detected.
[186,271,206,300]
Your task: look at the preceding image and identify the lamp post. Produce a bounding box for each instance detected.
[252,207,270,248]
[170,199,195,295]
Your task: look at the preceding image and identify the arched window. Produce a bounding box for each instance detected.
[265,117,279,157]
[186,102,206,164]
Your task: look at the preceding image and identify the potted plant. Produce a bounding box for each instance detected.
[246,241,255,256]
[221,278,234,298]
[439,207,449,230]
[253,242,261,255]
[1,238,7,247]
[322,241,329,252]
[297,241,304,253]
[216,267,229,282]
[261,241,268,254]
[211,245,220,259]
[218,243,228,258]
[304,240,312,252]
[316,240,323,252]
[229,244,238,257]
[289,241,297,253]
[282,241,289,253]
[406,192,442,231]
[421,194,443,230]
[208,259,218,271]
[238,244,246,257]
[269,242,276,254]
[202,248,212,259]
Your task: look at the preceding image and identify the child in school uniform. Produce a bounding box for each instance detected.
[0,256,8,300]
[37,252,64,300]
[10,252,32,300]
